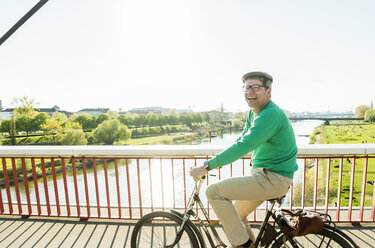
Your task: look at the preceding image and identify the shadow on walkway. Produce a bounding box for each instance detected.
[0,216,374,247]
[0,216,135,248]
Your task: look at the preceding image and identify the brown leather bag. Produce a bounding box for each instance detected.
[275,209,324,236]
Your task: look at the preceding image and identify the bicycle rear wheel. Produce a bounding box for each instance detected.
[131,211,199,248]
[265,227,352,248]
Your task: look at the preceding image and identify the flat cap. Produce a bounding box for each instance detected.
[242,71,273,83]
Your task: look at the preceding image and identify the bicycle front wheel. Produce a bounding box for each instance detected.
[131,211,199,248]
[265,227,353,248]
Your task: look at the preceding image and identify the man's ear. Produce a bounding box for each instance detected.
[267,88,272,97]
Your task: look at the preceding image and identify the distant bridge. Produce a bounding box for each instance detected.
[288,117,363,125]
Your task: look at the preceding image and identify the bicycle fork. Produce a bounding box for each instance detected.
[165,214,191,248]
[191,195,227,247]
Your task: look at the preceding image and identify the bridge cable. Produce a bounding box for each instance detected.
[0,0,49,46]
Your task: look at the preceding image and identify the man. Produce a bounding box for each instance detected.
[190,71,298,248]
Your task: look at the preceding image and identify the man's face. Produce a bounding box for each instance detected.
[243,78,272,114]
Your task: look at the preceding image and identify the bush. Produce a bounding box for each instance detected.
[355,105,372,118]
[160,126,167,134]
[149,126,161,135]
[364,109,375,123]
[231,119,243,129]
[62,129,88,145]
[141,128,149,136]
[85,132,94,144]
[130,125,184,138]
[130,128,141,137]
[93,119,131,144]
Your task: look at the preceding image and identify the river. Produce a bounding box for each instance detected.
[2,120,323,210]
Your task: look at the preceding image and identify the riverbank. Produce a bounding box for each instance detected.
[118,133,202,145]
[0,158,105,187]
[294,121,375,207]
[310,121,375,144]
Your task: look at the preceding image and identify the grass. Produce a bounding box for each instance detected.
[293,157,375,207]
[294,121,375,207]
[117,133,200,145]
[117,134,180,145]
[311,122,375,144]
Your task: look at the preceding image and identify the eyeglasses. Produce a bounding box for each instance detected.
[242,84,266,92]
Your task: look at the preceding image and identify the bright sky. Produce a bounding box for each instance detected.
[0,0,374,113]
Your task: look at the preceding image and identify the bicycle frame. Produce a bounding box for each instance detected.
[172,177,299,248]
[177,176,227,247]
[129,174,358,248]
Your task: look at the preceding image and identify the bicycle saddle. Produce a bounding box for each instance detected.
[267,195,285,203]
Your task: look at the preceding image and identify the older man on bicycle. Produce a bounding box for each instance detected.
[190,71,298,248]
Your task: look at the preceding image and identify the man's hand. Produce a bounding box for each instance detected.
[189,165,207,180]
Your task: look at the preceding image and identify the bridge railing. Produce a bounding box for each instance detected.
[0,144,374,223]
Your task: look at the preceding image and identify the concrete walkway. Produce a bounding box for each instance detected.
[0,215,374,247]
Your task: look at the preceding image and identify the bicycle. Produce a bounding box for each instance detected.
[131,176,358,247]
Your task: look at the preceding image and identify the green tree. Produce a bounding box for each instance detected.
[208,110,221,123]
[159,114,168,126]
[41,118,63,140]
[12,96,38,136]
[12,96,38,116]
[0,119,11,134]
[33,112,49,131]
[180,113,194,127]
[52,112,68,123]
[62,129,88,145]
[203,113,210,123]
[69,112,78,120]
[146,112,157,126]
[74,114,96,130]
[16,115,36,135]
[167,110,180,125]
[65,120,82,130]
[96,113,109,125]
[93,119,131,144]
[106,110,119,119]
[10,115,16,144]
[118,114,132,127]
[193,113,203,123]
[231,119,244,129]
[355,105,372,118]
[134,115,147,127]
[364,109,375,123]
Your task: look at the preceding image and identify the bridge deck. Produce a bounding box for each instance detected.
[1,215,374,247]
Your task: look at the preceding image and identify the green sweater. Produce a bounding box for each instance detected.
[208,100,298,179]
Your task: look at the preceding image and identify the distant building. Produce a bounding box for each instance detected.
[177,109,194,114]
[77,108,110,116]
[38,106,71,116]
[128,107,170,114]
[0,99,3,111]
[128,106,193,115]
[0,106,71,120]
[0,108,12,121]
[118,108,127,115]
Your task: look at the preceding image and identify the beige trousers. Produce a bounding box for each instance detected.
[205,168,293,245]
